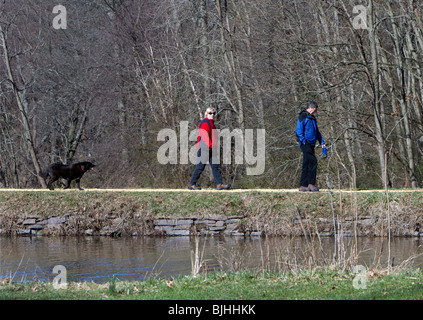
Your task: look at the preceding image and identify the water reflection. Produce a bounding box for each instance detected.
[1,236,422,283]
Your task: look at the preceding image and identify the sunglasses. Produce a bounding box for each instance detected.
[208,112,216,115]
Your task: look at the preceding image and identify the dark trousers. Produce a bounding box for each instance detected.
[299,143,318,187]
[190,147,223,185]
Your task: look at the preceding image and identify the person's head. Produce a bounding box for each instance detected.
[306,100,318,115]
[204,107,216,120]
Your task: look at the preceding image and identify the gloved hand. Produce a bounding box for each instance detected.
[322,145,328,158]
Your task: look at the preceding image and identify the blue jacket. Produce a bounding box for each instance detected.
[295,109,324,147]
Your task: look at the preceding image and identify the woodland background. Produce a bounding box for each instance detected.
[1,0,423,190]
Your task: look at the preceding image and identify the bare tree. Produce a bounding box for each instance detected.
[0,15,47,188]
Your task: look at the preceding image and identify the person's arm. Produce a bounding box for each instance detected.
[316,126,325,147]
[295,118,306,145]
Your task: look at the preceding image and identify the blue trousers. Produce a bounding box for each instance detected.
[190,148,223,185]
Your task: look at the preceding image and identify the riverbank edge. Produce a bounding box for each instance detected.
[1,268,422,300]
[1,189,423,237]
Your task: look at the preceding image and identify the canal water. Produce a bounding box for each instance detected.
[1,236,423,283]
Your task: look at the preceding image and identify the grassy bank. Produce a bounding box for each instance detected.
[1,268,422,300]
[1,189,423,236]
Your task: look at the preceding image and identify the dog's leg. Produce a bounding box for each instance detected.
[47,176,55,190]
[76,178,83,190]
[63,178,71,189]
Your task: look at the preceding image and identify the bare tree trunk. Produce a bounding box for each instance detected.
[0,102,19,187]
[215,0,245,128]
[387,0,418,188]
[197,0,211,109]
[65,102,88,164]
[237,0,265,128]
[118,98,129,164]
[344,89,358,189]
[169,0,202,119]
[377,32,408,187]
[368,0,388,188]
[0,25,47,188]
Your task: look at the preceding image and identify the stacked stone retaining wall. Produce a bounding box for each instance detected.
[1,190,423,237]
[5,214,263,237]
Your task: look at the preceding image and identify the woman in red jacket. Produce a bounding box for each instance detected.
[188,108,231,190]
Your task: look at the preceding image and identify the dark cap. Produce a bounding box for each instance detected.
[307,100,318,109]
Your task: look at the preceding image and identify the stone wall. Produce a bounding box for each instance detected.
[1,190,423,238]
[154,215,262,237]
[3,213,263,237]
[6,212,423,238]
[151,214,423,238]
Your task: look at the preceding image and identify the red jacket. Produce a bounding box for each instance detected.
[196,118,216,149]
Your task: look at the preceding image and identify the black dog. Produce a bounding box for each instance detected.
[42,161,95,190]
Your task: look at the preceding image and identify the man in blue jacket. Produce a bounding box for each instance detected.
[295,101,325,192]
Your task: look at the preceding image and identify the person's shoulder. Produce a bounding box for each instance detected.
[199,118,212,129]
[298,109,308,122]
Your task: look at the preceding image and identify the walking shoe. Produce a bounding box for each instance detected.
[298,186,310,192]
[188,184,202,190]
[216,183,231,190]
[308,184,319,192]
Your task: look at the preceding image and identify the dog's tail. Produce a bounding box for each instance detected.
[38,165,54,180]
[39,162,63,179]
[38,171,50,190]
[38,170,48,179]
